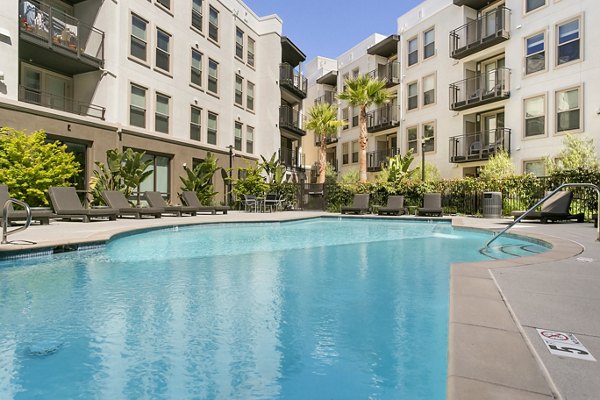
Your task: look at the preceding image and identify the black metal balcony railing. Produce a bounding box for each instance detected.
[367,61,400,87]
[367,105,400,133]
[279,105,306,136]
[449,67,510,111]
[449,128,510,163]
[279,63,307,99]
[314,134,338,146]
[19,85,106,120]
[367,147,402,172]
[314,90,336,106]
[449,7,510,59]
[19,0,105,66]
[280,148,305,172]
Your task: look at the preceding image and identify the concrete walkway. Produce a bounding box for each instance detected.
[1,212,599,399]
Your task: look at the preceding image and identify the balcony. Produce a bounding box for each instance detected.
[280,63,307,100]
[449,128,510,163]
[367,148,401,172]
[18,85,106,119]
[367,105,399,133]
[314,90,336,106]
[19,0,104,75]
[449,7,510,60]
[449,67,510,111]
[280,147,305,172]
[367,61,400,87]
[315,134,338,147]
[279,105,306,137]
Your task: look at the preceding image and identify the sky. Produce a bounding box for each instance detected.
[242,0,425,62]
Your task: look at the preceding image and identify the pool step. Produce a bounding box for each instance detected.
[479,244,544,260]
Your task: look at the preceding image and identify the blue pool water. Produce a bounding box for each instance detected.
[0,218,547,399]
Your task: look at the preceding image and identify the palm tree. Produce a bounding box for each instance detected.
[337,74,392,182]
[305,103,344,183]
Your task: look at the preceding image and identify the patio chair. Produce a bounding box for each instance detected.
[48,186,118,223]
[0,184,56,225]
[144,191,207,217]
[341,194,370,215]
[180,191,227,214]
[511,191,584,224]
[240,194,259,212]
[264,193,283,212]
[102,191,162,219]
[417,193,443,217]
[378,195,406,216]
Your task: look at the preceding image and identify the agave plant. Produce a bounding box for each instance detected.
[179,152,220,205]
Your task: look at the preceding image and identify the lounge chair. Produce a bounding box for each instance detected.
[180,191,227,214]
[378,195,406,216]
[417,193,443,217]
[144,191,208,216]
[511,191,584,224]
[341,194,370,215]
[0,184,56,225]
[102,191,162,219]
[48,186,118,222]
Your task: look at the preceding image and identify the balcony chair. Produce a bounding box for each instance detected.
[341,194,370,215]
[101,191,162,219]
[180,191,227,214]
[511,191,584,224]
[417,193,444,217]
[48,186,117,223]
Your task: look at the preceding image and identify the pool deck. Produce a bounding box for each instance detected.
[2,212,599,399]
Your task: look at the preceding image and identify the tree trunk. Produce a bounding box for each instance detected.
[318,132,327,184]
[358,106,368,182]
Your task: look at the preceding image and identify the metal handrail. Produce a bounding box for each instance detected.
[2,199,33,244]
[485,183,600,248]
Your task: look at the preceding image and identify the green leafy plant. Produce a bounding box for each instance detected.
[259,152,287,184]
[89,148,153,205]
[479,150,515,182]
[179,153,220,206]
[377,150,417,184]
[305,103,344,183]
[0,127,80,206]
[232,163,268,202]
[545,134,599,174]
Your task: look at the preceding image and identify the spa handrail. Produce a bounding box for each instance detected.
[2,199,32,244]
[485,183,600,248]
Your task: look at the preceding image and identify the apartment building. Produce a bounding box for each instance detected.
[0,0,303,203]
[305,0,600,180]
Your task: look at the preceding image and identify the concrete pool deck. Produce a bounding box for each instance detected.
[1,212,598,399]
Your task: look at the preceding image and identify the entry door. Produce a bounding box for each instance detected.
[46,75,69,111]
[22,68,41,104]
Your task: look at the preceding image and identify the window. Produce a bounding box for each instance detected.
[130,14,147,61]
[208,6,218,42]
[342,108,349,129]
[524,96,545,137]
[556,87,580,132]
[352,68,359,78]
[526,32,545,74]
[352,107,359,127]
[247,81,255,111]
[235,75,243,106]
[138,153,170,198]
[342,73,349,92]
[192,0,202,31]
[342,142,349,164]
[234,122,243,151]
[208,59,218,94]
[557,19,580,65]
[235,28,244,59]
[156,29,171,72]
[407,82,418,110]
[191,49,202,86]
[207,111,217,144]
[246,126,254,154]
[524,160,545,176]
[247,37,255,67]
[526,0,545,13]
[351,141,359,163]
[155,93,170,133]
[407,127,418,154]
[190,106,201,141]
[423,28,435,59]
[156,0,170,10]
[408,37,418,66]
[130,84,146,128]
[423,74,435,106]
[423,122,435,152]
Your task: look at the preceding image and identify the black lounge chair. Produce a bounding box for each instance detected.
[417,193,443,217]
[0,184,56,225]
[341,194,370,215]
[180,191,226,214]
[511,191,584,224]
[378,195,406,216]
[48,186,118,223]
[145,191,209,216]
[102,191,162,219]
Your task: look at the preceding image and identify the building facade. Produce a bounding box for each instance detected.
[0,0,304,203]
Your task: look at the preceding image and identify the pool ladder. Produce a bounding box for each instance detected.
[485,183,600,249]
[2,198,32,244]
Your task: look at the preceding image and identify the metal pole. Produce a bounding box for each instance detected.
[228,145,233,207]
[421,141,425,181]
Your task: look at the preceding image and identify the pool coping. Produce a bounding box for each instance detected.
[0,212,584,399]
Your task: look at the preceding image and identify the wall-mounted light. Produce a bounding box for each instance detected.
[0,71,4,81]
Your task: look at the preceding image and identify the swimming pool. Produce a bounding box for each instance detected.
[0,218,548,399]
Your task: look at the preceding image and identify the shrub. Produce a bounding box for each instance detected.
[180,152,220,205]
